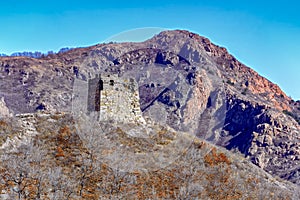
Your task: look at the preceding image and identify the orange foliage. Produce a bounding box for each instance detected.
[59,126,71,138]
[246,176,259,184]
[50,114,62,120]
[204,148,231,166]
[0,120,7,127]
[55,146,65,157]
[81,190,97,199]
[130,169,179,199]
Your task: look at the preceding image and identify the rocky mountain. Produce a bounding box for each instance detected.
[0,30,299,198]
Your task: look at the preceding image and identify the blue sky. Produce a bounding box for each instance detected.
[0,0,299,99]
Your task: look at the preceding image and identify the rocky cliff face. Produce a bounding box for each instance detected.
[0,30,299,186]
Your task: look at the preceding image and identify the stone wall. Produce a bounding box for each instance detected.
[87,74,101,112]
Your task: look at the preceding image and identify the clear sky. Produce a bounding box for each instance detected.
[0,0,299,100]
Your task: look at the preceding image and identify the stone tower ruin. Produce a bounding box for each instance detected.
[87,74,145,124]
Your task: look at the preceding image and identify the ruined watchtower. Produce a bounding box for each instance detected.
[87,74,145,124]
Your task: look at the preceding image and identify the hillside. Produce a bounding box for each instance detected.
[0,112,299,199]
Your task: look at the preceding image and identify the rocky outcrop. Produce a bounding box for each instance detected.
[0,113,37,152]
[247,110,300,184]
[214,96,300,184]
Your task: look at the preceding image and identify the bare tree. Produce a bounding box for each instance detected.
[174,146,205,199]
[27,142,48,199]
[47,166,78,200]
[0,145,33,199]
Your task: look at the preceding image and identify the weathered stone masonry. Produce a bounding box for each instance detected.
[88,74,145,124]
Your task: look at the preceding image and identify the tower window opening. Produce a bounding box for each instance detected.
[109,80,114,86]
[99,79,104,91]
